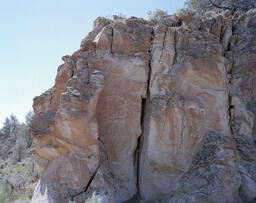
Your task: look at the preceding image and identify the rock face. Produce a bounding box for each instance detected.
[31,12,256,202]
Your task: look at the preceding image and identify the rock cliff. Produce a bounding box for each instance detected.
[31,11,256,202]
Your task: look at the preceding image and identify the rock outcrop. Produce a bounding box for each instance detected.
[31,11,256,203]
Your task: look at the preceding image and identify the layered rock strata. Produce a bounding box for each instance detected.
[31,12,256,202]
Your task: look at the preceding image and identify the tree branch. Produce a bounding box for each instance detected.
[208,0,232,10]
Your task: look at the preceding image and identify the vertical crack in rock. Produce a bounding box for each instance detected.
[224,21,235,136]
[173,28,177,66]
[147,28,155,98]
[159,26,168,63]
[228,62,234,136]
[71,69,74,77]
[31,14,256,203]
[49,90,53,105]
[133,28,155,199]
[110,26,114,54]
[134,98,146,196]
[219,24,223,44]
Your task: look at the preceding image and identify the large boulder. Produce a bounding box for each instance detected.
[31,12,256,203]
[139,20,230,200]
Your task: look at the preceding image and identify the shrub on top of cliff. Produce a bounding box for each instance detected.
[176,7,197,17]
[204,10,218,18]
[147,9,181,26]
[112,13,126,20]
[182,0,256,15]
[246,8,256,15]
[147,9,169,21]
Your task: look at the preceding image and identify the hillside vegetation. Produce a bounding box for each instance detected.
[0,113,39,203]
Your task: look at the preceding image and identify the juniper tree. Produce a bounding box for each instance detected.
[185,0,256,14]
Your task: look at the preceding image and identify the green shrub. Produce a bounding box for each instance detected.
[246,8,256,15]
[0,158,39,202]
[204,10,217,18]
[0,181,12,202]
[184,0,256,15]
[176,7,196,17]
[147,9,169,21]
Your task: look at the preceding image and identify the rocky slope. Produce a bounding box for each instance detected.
[31,11,256,202]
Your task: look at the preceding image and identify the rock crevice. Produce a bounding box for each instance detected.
[31,12,256,203]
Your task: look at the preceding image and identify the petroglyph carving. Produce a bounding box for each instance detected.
[103,96,127,120]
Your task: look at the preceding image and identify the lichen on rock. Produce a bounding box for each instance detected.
[31,11,256,203]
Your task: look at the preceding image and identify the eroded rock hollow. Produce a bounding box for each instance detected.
[31,12,256,202]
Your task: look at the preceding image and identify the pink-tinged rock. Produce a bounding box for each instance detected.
[33,61,74,115]
[73,165,115,203]
[96,54,149,201]
[112,18,152,56]
[51,61,75,108]
[93,26,113,49]
[33,89,54,115]
[139,25,230,200]
[31,152,98,203]
[31,65,103,175]
[30,13,256,203]
[54,67,104,155]
[230,13,256,140]
[31,59,75,166]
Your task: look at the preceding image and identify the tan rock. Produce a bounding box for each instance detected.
[112,18,152,56]
[30,13,256,203]
[73,165,115,203]
[139,24,230,200]
[96,55,149,201]
[31,152,98,203]
[93,26,113,49]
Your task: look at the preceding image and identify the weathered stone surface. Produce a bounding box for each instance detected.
[31,12,256,203]
[31,152,98,203]
[94,19,152,201]
[233,134,256,202]
[170,131,241,203]
[111,18,152,56]
[31,46,104,201]
[230,13,256,139]
[228,12,256,202]
[73,166,115,203]
[31,62,103,162]
[139,17,230,200]
[95,55,150,201]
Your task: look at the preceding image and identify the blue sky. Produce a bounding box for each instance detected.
[0,0,186,127]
